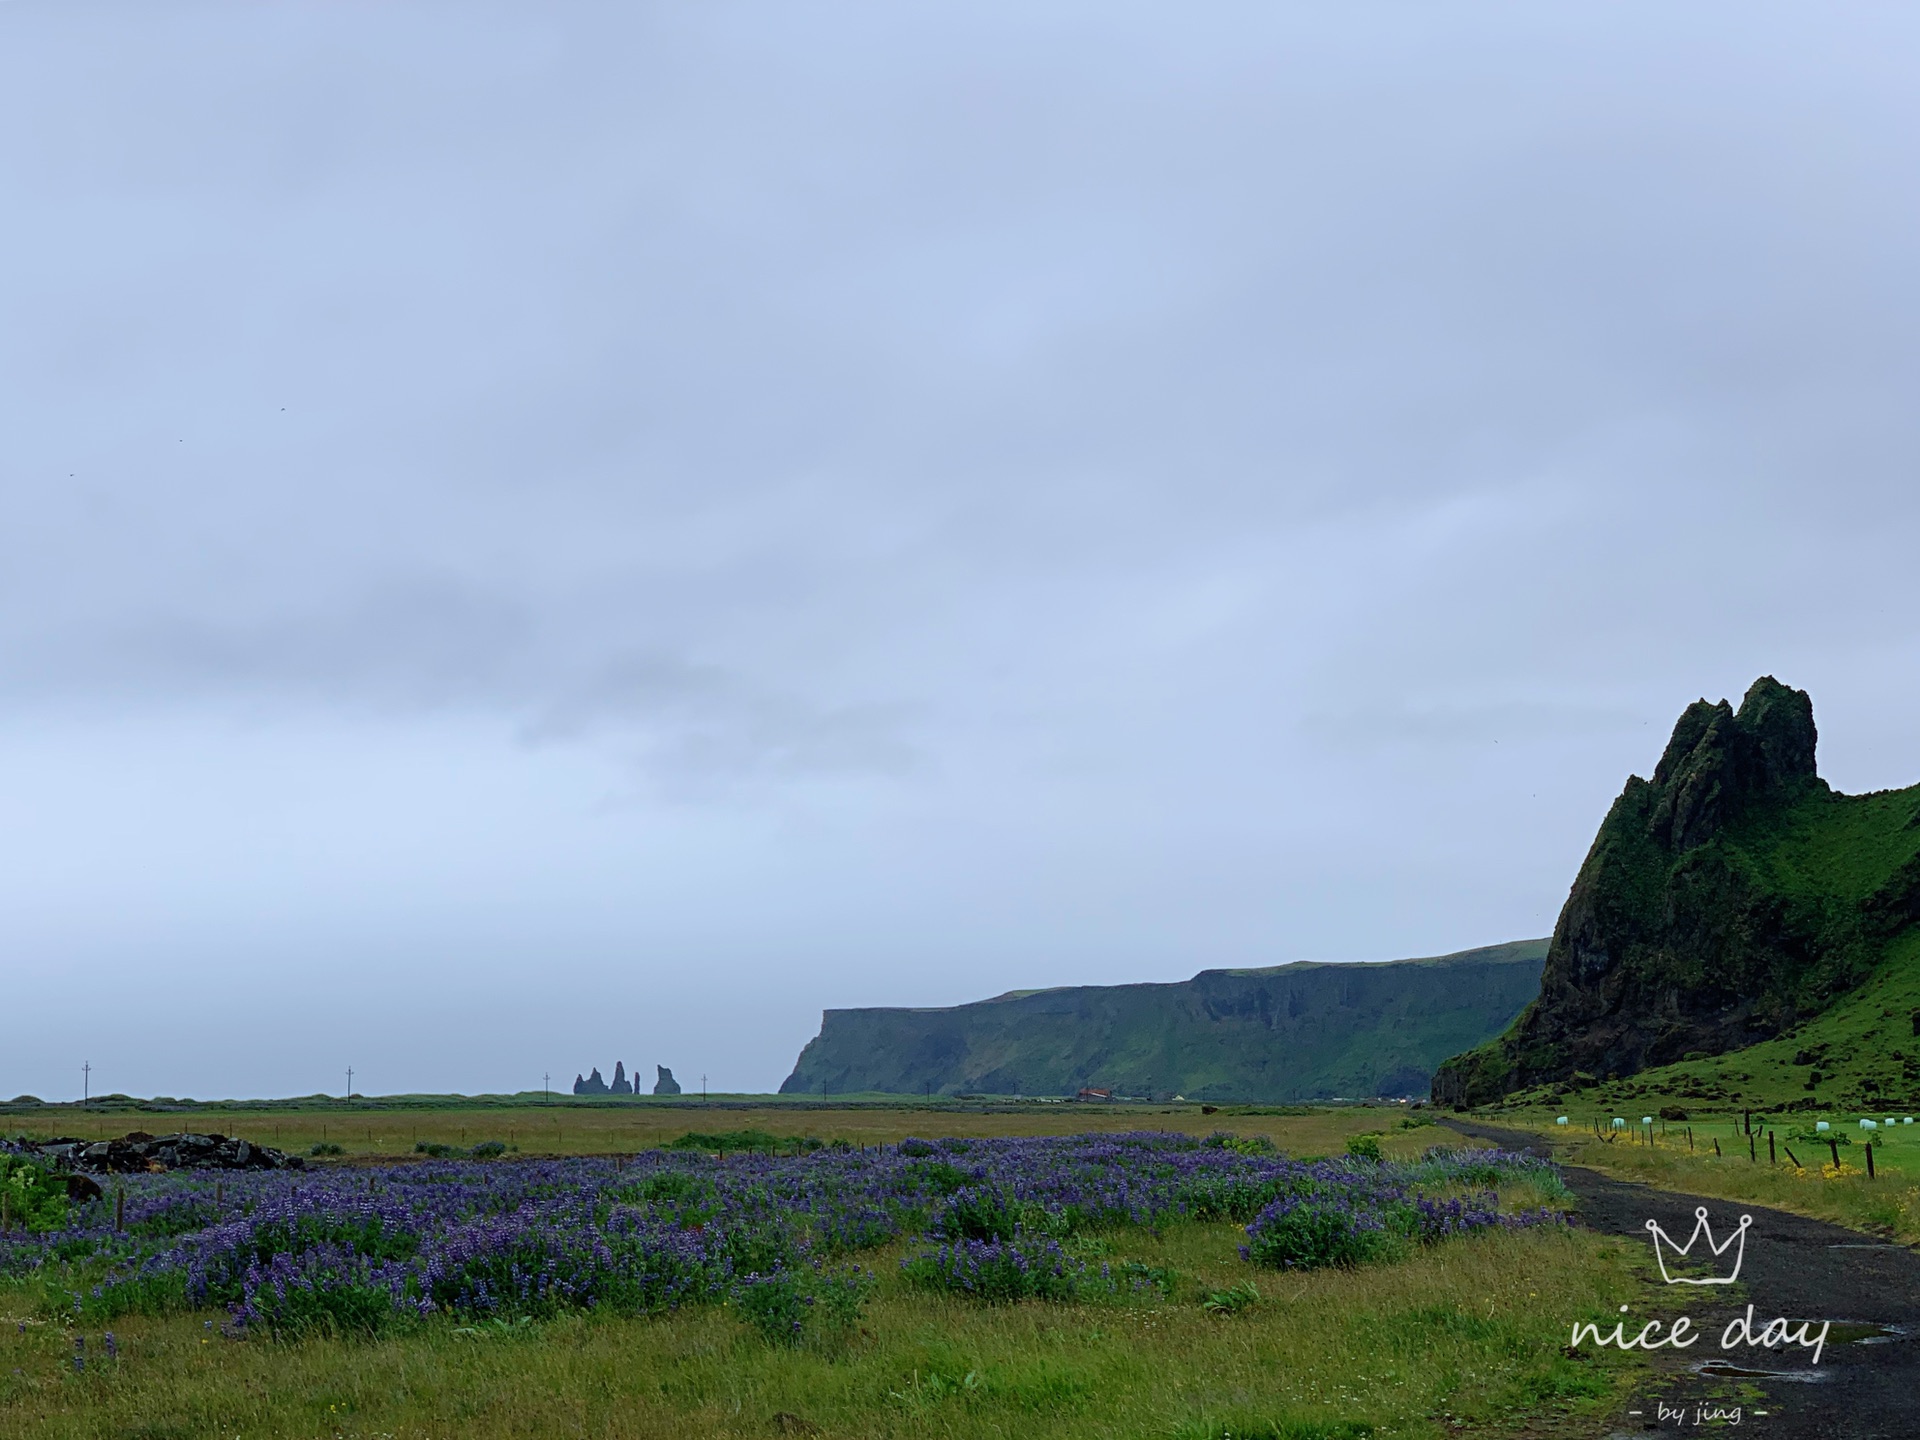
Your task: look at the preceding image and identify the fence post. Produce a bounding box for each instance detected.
[1768,1131,1776,1165]
[1867,1142,1876,1180]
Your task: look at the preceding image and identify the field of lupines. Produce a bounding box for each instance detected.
[1,1132,1567,1344]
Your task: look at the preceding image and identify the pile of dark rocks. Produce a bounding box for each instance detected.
[11,1131,305,1175]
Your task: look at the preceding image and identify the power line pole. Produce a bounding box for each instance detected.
[82,1061,91,1107]
[701,1074,707,1102]
[346,1066,354,1102]
[543,1072,550,1105]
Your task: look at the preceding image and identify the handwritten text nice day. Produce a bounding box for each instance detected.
[1574,1305,1831,1365]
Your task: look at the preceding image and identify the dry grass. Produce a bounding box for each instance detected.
[4,1104,1431,1163]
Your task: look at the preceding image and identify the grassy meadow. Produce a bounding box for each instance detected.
[0,1104,1655,1440]
[1467,1102,1920,1244]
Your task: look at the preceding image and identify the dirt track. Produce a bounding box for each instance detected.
[1445,1120,1920,1438]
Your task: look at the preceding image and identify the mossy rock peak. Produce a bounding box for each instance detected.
[1433,677,1920,1108]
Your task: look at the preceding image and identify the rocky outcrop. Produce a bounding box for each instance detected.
[1433,677,1920,1107]
[574,1067,610,1096]
[8,1132,304,1174]
[610,1062,632,1096]
[654,1066,681,1096]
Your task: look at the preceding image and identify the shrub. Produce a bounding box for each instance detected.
[1176,1173,1303,1223]
[733,1264,874,1345]
[1344,1133,1384,1163]
[1204,1132,1278,1156]
[667,1129,780,1154]
[933,1186,1064,1243]
[468,1141,507,1160]
[903,1234,1095,1302]
[231,1247,426,1337]
[0,1155,69,1234]
[1202,1280,1261,1315]
[1242,1194,1402,1271]
[1790,1126,1848,1147]
[903,1159,972,1195]
[621,1170,716,1210]
[309,1142,344,1157]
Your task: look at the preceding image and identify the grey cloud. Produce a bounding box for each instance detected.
[1,1,1917,1095]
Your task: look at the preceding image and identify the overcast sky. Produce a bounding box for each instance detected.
[3,2,1916,1100]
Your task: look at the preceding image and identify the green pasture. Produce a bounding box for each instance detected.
[1480,1103,1920,1243]
[0,1106,1657,1438]
[2,1219,1643,1440]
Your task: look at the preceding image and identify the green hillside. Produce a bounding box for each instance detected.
[1503,924,1920,1117]
[1435,677,1920,1109]
[780,940,1547,1103]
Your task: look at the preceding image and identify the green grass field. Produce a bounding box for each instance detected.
[1469,1104,1920,1245]
[0,1106,1652,1440]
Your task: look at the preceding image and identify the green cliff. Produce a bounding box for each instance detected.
[779,940,1547,1102]
[1434,677,1920,1108]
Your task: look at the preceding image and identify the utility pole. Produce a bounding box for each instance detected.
[82,1062,91,1108]
[346,1066,354,1102]
[701,1074,707,1102]
[543,1072,550,1105]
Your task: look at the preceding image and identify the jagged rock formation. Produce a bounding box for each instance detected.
[7,1132,303,1174]
[780,941,1546,1102]
[610,1062,632,1096]
[1434,677,1920,1107]
[653,1066,681,1096]
[574,1067,609,1096]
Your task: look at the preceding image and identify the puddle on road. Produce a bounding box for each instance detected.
[1687,1324,1901,1383]
[1693,1361,1828,1382]
[1820,1321,1903,1345]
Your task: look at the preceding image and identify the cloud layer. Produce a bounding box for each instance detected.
[2,2,1916,1096]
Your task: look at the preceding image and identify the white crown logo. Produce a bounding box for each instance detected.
[1645,1206,1752,1285]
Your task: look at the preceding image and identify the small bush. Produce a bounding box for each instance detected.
[667,1129,780,1154]
[1344,1133,1384,1163]
[1202,1280,1261,1315]
[904,1159,973,1195]
[0,1155,69,1233]
[1790,1127,1849,1147]
[934,1186,1066,1243]
[1242,1194,1402,1271]
[733,1265,875,1346]
[623,1170,716,1208]
[1204,1132,1279,1156]
[468,1141,507,1160]
[309,1142,344,1157]
[903,1234,1095,1302]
